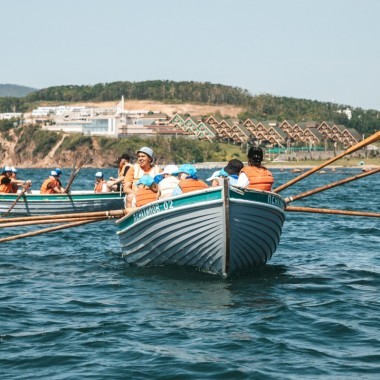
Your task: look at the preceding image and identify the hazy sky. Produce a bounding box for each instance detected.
[1,0,379,110]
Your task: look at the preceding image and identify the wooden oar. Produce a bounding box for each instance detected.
[2,184,31,217]
[64,164,82,193]
[0,209,125,224]
[286,205,380,218]
[273,130,380,193]
[64,156,91,193]
[0,216,107,229]
[0,218,105,243]
[285,167,380,203]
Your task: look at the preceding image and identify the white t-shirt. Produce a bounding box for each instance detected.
[236,172,249,188]
[158,176,179,199]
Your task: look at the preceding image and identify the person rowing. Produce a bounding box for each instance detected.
[0,166,32,193]
[40,170,66,194]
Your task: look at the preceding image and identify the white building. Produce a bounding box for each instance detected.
[0,112,22,120]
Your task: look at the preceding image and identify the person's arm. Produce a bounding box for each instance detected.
[101,182,109,193]
[52,186,63,193]
[236,172,249,188]
[172,185,182,196]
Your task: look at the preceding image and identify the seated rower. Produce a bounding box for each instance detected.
[131,175,158,207]
[40,170,66,194]
[94,172,110,193]
[0,166,32,193]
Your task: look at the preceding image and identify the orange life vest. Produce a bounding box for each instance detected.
[135,188,157,207]
[0,174,13,193]
[240,166,274,191]
[131,164,162,190]
[40,178,60,194]
[119,162,131,177]
[179,179,208,194]
[94,180,107,193]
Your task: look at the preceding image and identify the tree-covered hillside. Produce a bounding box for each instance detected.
[0,80,378,135]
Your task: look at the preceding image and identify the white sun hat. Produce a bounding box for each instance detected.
[161,165,179,176]
[206,170,221,182]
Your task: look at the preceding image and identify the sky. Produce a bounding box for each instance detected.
[1,0,379,110]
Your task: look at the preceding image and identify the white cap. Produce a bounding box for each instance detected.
[11,167,18,173]
[50,170,58,176]
[95,171,103,178]
[3,166,12,172]
[161,165,179,176]
[206,170,221,181]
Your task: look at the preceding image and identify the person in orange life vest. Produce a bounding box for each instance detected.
[237,147,274,191]
[157,164,179,200]
[131,175,158,207]
[172,164,208,196]
[108,153,132,191]
[40,170,66,194]
[0,166,32,193]
[124,147,161,207]
[94,172,109,193]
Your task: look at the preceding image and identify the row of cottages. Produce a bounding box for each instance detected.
[279,120,361,147]
[168,114,361,147]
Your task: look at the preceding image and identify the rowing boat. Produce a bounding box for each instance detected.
[116,181,286,276]
[0,190,125,216]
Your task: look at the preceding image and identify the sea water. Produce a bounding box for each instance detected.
[0,168,379,379]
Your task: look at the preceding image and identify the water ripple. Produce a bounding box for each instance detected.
[0,169,379,379]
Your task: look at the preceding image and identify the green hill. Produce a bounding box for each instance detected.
[0,84,38,98]
[0,80,378,135]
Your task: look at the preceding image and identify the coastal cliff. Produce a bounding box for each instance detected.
[0,125,117,168]
[0,123,239,168]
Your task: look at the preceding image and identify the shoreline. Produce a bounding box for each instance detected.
[8,163,380,170]
[194,162,380,170]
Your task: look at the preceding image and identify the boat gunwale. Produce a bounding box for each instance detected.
[116,198,224,235]
[230,197,286,216]
[116,186,224,225]
[0,192,124,202]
